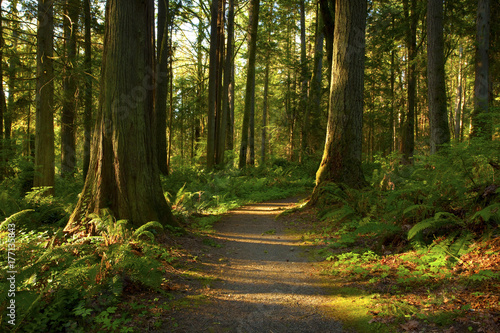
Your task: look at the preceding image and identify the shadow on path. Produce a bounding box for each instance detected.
[167,198,347,333]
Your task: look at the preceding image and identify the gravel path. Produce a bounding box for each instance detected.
[168,198,346,333]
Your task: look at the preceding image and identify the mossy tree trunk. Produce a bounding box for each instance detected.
[313,0,367,194]
[65,0,176,234]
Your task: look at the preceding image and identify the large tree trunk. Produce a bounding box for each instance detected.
[83,0,92,180]
[34,0,55,195]
[427,0,450,153]
[65,0,176,234]
[156,0,169,175]
[313,0,367,193]
[61,0,80,177]
[239,0,260,168]
[471,0,491,139]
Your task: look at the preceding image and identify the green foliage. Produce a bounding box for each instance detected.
[162,163,314,223]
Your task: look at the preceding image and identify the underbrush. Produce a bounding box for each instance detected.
[163,158,315,226]
[0,209,180,333]
[303,140,500,332]
[0,154,315,332]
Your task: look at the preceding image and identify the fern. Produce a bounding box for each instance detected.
[132,221,163,241]
[408,212,462,240]
[0,209,34,230]
[470,203,500,224]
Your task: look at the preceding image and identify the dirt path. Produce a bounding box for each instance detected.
[168,198,346,332]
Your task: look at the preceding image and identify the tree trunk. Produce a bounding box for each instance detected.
[313,0,367,193]
[319,0,334,98]
[471,0,491,139]
[261,63,269,165]
[207,0,220,169]
[299,0,308,162]
[307,3,325,156]
[401,0,416,164]
[454,46,463,140]
[427,0,450,153]
[65,0,176,234]
[5,1,19,164]
[216,0,229,166]
[239,0,260,168]
[61,0,80,177]
[223,0,235,154]
[156,0,169,175]
[34,0,55,195]
[83,0,92,180]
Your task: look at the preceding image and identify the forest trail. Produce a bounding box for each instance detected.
[168,198,346,332]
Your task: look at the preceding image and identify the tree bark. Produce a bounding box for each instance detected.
[401,0,416,164]
[65,0,176,234]
[239,0,260,168]
[471,0,491,139]
[156,0,169,175]
[306,3,325,156]
[216,0,229,166]
[61,0,80,177]
[427,0,450,153]
[225,0,235,152]
[207,0,220,169]
[34,0,55,195]
[83,0,92,180]
[454,46,463,140]
[299,0,308,162]
[314,0,367,192]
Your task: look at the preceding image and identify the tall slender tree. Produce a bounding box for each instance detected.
[83,0,92,179]
[239,0,260,168]
[156,0,169,174]
[313,0,367,194]
[471,0,491,139]
[207,0,220,169]
[65,0,177,234]
[427,0,450,153]
[61,0,80,177]
[34,0,55,195]
[401,0,417,163]
[218,0,235,165]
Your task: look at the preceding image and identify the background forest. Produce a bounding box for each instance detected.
[0,0,499,332]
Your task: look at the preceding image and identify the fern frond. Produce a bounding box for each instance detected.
[408,212,461,240]
[403,204,433,217]
[0,209,35,230]
[133,221,163,240]
[470,203,500,224]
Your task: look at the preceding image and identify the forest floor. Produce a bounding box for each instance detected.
[122,196,499,333]
[156,197,347,332]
